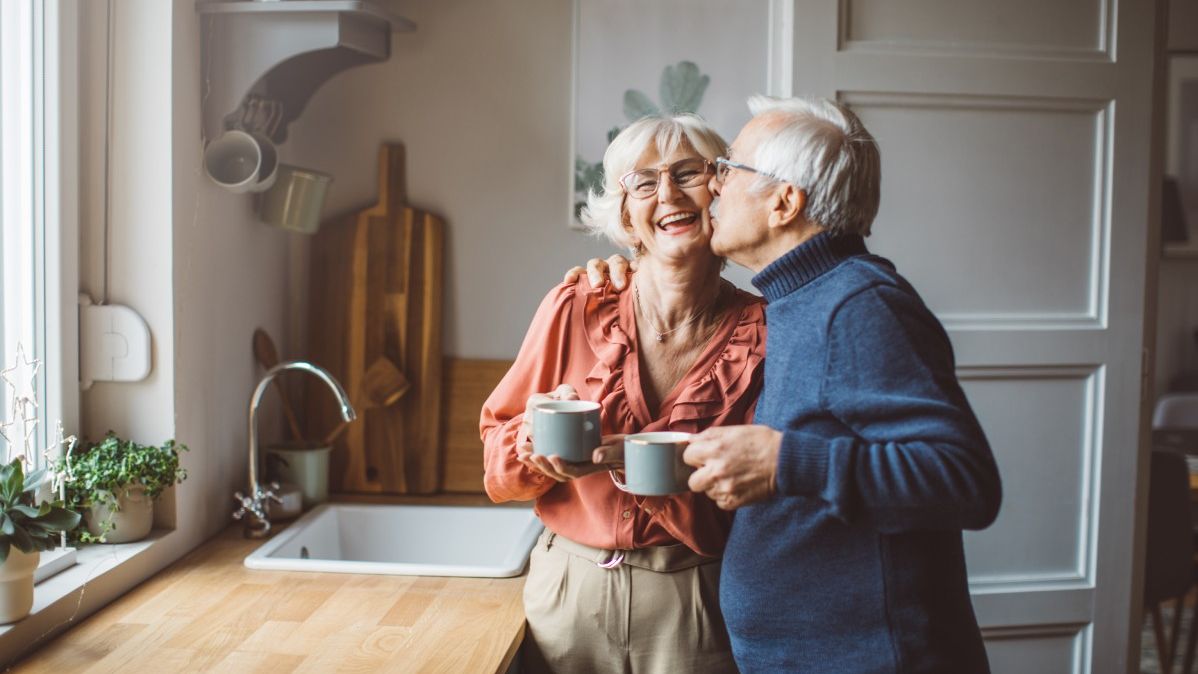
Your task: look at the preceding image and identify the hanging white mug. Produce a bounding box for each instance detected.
[203,130,261,193]
[204,129,278,193]
[250,132,279,192]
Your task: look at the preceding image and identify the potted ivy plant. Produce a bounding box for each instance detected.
[66,433,187,544]
[0,458,80,623]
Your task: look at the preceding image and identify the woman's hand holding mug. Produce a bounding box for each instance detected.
[516,385,624,482]
[519,384,579,442]
[517,434,626,482]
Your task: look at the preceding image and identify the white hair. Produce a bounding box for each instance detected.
[579,114,727,249]
[745,95,880,237]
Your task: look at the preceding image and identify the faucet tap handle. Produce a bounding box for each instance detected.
[233,491,270,521]
[232,491,254,520]
[262,482,283,505]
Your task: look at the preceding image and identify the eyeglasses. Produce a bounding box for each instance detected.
[619,158,713,199]
[714,156,782,183]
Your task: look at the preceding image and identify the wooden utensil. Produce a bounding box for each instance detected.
[307,144,444,494]
[252,328,305,442]
[323,357,410,445]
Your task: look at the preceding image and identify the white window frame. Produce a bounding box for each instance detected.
[0,4,178,661]
[1,0,80,472]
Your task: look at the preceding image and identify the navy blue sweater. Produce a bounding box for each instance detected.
[721,233,1002,673]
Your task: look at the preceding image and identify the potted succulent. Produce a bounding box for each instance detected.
[65,433,187,544]
[0,458,81,623]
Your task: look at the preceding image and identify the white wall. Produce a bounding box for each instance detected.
[79,0,292,546]
[78,0,176,451]
[170,1,294,539]
[284,0,615,359]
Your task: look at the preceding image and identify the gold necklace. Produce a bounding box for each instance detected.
[634,281,722,342]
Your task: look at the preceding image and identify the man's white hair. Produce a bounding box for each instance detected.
[746,96,880,237]
[580,114,727,250]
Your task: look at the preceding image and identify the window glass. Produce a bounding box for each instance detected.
[1,1,50,468]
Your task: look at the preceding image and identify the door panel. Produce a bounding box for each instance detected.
[985,626,1089,674]
[843,0,1110,57]
[792,1,1155,671]
[960,369,1100,586]
[858,94,1108,324]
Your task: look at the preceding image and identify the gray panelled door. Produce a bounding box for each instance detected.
[789,1,1156,672]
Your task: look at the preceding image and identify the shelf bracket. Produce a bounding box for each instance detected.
[197,1,415,144]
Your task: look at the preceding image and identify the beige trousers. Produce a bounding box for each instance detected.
[521,530,738,674]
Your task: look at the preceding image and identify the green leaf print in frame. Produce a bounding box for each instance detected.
[574,61,711,222]
[659,61,710,114]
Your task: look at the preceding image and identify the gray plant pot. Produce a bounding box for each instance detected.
[86,484,153,543]
[0,548,39,624]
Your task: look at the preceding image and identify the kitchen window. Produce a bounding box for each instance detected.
[0,0,80,471]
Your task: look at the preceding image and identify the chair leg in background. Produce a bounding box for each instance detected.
[1185,594,1198,674]
[1170,595,1187,672]
[1154,603,1175,674]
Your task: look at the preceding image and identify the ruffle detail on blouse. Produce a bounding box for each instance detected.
[578,281,766,430]
[578,282,639,432]
[666,291,765,425]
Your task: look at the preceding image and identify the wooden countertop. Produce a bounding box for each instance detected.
[12,523,527,672]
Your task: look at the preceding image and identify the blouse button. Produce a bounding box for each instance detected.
[622,510,631,519]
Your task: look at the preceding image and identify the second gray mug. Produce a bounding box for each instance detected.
[613,432,694,496]
[532,400,601,463]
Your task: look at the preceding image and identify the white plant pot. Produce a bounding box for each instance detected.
[0,548,39,624]
[86,485,153,543]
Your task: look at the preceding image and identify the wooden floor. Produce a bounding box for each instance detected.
[10,527,526,673]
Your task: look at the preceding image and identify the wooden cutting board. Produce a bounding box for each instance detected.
[439,358,515,493]
[307,144,444,494]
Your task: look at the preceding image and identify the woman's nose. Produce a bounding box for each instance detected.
[709,174,723,196]
[658,176,683,202]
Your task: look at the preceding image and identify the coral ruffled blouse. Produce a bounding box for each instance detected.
[480,277,766,557]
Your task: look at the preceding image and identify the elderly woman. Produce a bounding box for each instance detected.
[480,114,766,674]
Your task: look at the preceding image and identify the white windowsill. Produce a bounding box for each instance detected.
[33,548,77,584]
[0,529,170,644]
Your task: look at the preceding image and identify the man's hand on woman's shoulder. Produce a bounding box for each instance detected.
[563,254,636,290]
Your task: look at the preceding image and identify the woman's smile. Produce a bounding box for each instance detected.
[656,210,700,235]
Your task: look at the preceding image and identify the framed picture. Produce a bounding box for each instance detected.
[569,0,791,229]
[1166,54,1198,249]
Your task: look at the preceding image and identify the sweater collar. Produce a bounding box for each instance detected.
[751,231,868,302]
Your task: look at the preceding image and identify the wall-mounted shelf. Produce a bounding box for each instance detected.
[196,1,415,144]
[1164,242,1198,260]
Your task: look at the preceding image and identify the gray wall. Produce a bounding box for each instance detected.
[1156,0,1198,396]
[284,0,615,359]
[1170,0,1198,52]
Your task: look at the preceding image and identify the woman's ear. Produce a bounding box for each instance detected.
[621,210,640,248]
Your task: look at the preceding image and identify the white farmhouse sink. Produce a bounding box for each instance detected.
[244,503,543,578]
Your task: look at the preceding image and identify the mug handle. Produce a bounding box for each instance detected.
[609,469,631,493]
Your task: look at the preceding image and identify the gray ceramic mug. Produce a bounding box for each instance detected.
[611,432,694,496]
[532,400,602,463]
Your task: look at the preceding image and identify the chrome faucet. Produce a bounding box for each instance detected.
[234,360,355,538]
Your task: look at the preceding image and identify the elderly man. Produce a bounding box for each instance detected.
[572,96,1002,673]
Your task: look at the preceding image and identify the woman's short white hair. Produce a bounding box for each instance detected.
[579,114,727,250]
[746,96,880,237]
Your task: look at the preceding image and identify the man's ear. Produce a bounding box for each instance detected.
[767,184,807,230]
